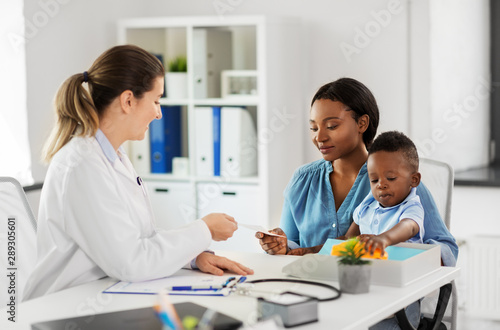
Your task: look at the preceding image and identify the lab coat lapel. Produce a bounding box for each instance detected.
[112,155,137,184]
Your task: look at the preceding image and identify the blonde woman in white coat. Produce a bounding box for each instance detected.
[23,45,253,301]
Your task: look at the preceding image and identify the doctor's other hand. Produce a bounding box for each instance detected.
[202,213,238,241]
[255,228,287,255]
[195,252,254,276]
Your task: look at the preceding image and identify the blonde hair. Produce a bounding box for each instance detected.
[43,45,165,162]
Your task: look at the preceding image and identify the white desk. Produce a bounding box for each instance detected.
[5,251,460,330]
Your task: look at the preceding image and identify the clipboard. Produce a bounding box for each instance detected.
[103,275,246,296]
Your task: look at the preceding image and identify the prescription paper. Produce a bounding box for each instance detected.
[238,223,287,238]
[103,275,240,295]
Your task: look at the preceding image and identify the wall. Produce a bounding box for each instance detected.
[1,1,32,185]
[25,0,489,179]
[452,186,500,239]
[25,0,410,182]
[428,0,490,171]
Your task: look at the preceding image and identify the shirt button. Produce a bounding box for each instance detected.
[332,223,336,228]
[374,220,379,225]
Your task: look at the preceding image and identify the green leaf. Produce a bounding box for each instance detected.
[336,238,371,266]
[168,56,187,72]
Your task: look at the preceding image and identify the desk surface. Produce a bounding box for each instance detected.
[4,250,460,330]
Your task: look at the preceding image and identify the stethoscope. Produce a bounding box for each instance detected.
[232,278,342,302]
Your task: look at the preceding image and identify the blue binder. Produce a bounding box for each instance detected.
[152,53,166,97]
[150,106,182,173]
[213,106,221,176]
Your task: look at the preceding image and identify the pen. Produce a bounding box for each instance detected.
[168,285,220,291]
[225,278,240,289]
[137,176,147,196]
[222,277,236,288]
[157,310,177,330]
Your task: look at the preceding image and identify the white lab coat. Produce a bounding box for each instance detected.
[23,135,211,301]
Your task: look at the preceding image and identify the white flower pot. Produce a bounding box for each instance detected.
[338,263,371,294]
[165,72,188,99]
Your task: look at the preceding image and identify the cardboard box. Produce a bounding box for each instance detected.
[282,239,441,287]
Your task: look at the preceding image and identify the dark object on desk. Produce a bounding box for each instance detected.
[31,302,242,330]
[258,293,318,328]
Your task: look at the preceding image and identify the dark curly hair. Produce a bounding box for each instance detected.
[368,131,419,171]
[311,77,380,148]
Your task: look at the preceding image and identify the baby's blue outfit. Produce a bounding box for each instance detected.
[280,159,458,266]
[354,187,424,243]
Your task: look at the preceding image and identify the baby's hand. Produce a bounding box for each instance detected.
[357,234,375,242]
[359,235,389,257]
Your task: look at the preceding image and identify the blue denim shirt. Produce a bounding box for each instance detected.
[280,159,458,266]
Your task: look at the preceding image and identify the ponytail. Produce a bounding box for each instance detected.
[43,73,99,162]
[42,45,165,162]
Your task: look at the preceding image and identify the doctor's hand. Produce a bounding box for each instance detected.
[195,252,254,276]
[202,213,238,241]
[255,228,288,255]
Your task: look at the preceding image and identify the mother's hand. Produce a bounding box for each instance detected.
[287,245,324,255]
[255,228,288,255]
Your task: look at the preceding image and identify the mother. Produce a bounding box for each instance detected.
[257,78,458,267]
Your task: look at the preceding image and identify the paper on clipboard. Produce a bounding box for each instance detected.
[238,223,286,238]
[103,275,240,296]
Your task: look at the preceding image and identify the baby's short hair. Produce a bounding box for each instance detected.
[368,131,419,172]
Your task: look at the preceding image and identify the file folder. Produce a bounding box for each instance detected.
[213,106,221,176]
[150,106,182,173]
[194,106,221,176]
[193,28,233,98]
[220,107,257,177]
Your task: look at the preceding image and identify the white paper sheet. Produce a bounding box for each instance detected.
[103,275,244,296]
[238,223,287,238]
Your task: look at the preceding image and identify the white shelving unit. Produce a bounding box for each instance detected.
[118,16,303,252]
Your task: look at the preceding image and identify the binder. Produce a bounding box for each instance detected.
[150,106,182,173]
[213,106,221,176]
[194,106,221,176]
[193,29,233,98]
[220,107,257,177]
[152,53,166,97]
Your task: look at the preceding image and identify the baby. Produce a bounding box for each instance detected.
[344,131,424,256]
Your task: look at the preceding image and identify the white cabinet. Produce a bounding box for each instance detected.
[145,180,196,230]
[196,183,263,252]
[118,16,303,249]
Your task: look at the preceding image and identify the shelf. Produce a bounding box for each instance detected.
[159,97,259,106]
[141,174,259,185]
[454,163,500,187]
[193,98,259,106]
[159,98,189,106]
[141,174,191,182]
[120,15,302,231]
[195,176,259,185]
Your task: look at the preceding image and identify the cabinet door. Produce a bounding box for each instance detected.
[197,183,264,253]
[145,180,196,230]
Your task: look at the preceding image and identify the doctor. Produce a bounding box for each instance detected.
[23,45,253,301]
